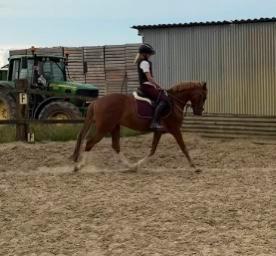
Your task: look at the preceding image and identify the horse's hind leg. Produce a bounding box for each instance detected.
[111,125,121,154]
[149,131,162,156]
[111,125,133,169]
[72,102,95,162]
[85,131,105,152]
[74,131,105,172]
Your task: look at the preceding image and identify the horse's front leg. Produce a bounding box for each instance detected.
[119,131,162,171]
[130,131,163,170]
[170,128,201,173]
[149,131,162,156]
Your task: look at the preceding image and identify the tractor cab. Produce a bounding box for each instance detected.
[8,55,66,88]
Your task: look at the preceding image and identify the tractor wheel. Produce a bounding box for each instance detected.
[38,101,82,120]
[0,92,16,120]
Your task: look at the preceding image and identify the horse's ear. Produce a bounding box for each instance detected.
[202,82,207,90]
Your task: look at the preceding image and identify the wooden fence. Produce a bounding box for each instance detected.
[0,79,92,142]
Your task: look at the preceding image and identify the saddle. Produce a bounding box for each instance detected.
[133,90,153,105]
[133,89,170,119]
[136,88,147,98]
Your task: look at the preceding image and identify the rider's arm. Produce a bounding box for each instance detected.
[145,72,161,89]
[140,60,162,89]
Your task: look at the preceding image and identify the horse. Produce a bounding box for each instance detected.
[72,81,207,172]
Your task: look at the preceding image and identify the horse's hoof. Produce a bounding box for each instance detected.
[195,168,202,174]
[131,167,138,172]
[128,167,138,173]
[122,166,138,173]
[73,166,80,173]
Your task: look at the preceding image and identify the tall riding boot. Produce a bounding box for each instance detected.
[150,101,168,130]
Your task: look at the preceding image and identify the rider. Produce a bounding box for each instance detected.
[135,43,169,130]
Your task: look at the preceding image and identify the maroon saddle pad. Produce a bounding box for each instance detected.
[135,99,154,119]
[134,94,171,119]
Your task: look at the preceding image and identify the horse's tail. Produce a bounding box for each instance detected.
[72,101,95,162]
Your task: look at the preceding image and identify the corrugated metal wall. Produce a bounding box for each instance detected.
[140,22,276,116]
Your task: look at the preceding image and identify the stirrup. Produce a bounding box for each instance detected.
[150,122,164,130]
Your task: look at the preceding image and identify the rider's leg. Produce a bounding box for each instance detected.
[139,83,159,102]
[139,84,169,130]
[150,100,168,130]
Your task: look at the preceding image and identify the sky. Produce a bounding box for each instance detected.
[0,0,276,66]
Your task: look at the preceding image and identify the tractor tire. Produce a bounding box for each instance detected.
[38,101,82,120]
[0,92,16,120]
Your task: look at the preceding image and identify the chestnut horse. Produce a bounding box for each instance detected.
[72,81,207,172]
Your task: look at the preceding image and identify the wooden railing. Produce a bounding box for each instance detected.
[0,79,92,142]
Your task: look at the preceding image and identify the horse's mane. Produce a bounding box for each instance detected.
[168,81,207,93]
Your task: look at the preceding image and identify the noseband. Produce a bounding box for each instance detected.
[167,89,204,115]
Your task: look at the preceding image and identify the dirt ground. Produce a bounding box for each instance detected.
[0,133,275,256]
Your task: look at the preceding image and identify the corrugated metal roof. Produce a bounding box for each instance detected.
[132,17,276,30]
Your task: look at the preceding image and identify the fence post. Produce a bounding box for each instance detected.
[15,79,29,141]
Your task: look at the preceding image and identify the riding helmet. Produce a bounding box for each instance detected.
[139,43,156,55]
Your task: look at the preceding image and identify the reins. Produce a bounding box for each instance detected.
[167,91,186,106]
[167,91,189,115]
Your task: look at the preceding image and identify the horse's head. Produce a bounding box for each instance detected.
[189,81,207,116]
[168,81,208,116]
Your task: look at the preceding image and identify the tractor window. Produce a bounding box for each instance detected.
[43,60,65,81]
[11,59,21,80]
[27,59,34,76]
[19,59,34,81]
[24,59,34,84]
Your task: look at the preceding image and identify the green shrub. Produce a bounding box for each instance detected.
[0,126,16,143]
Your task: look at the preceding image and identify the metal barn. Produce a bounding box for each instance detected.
[133,18,276,117]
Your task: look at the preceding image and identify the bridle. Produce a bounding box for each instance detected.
[167,91,189,115]
[167,89,204,116]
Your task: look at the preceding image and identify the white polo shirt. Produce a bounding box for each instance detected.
[140,60,150,73]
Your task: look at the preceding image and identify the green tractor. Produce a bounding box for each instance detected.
[0,49,98,120]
